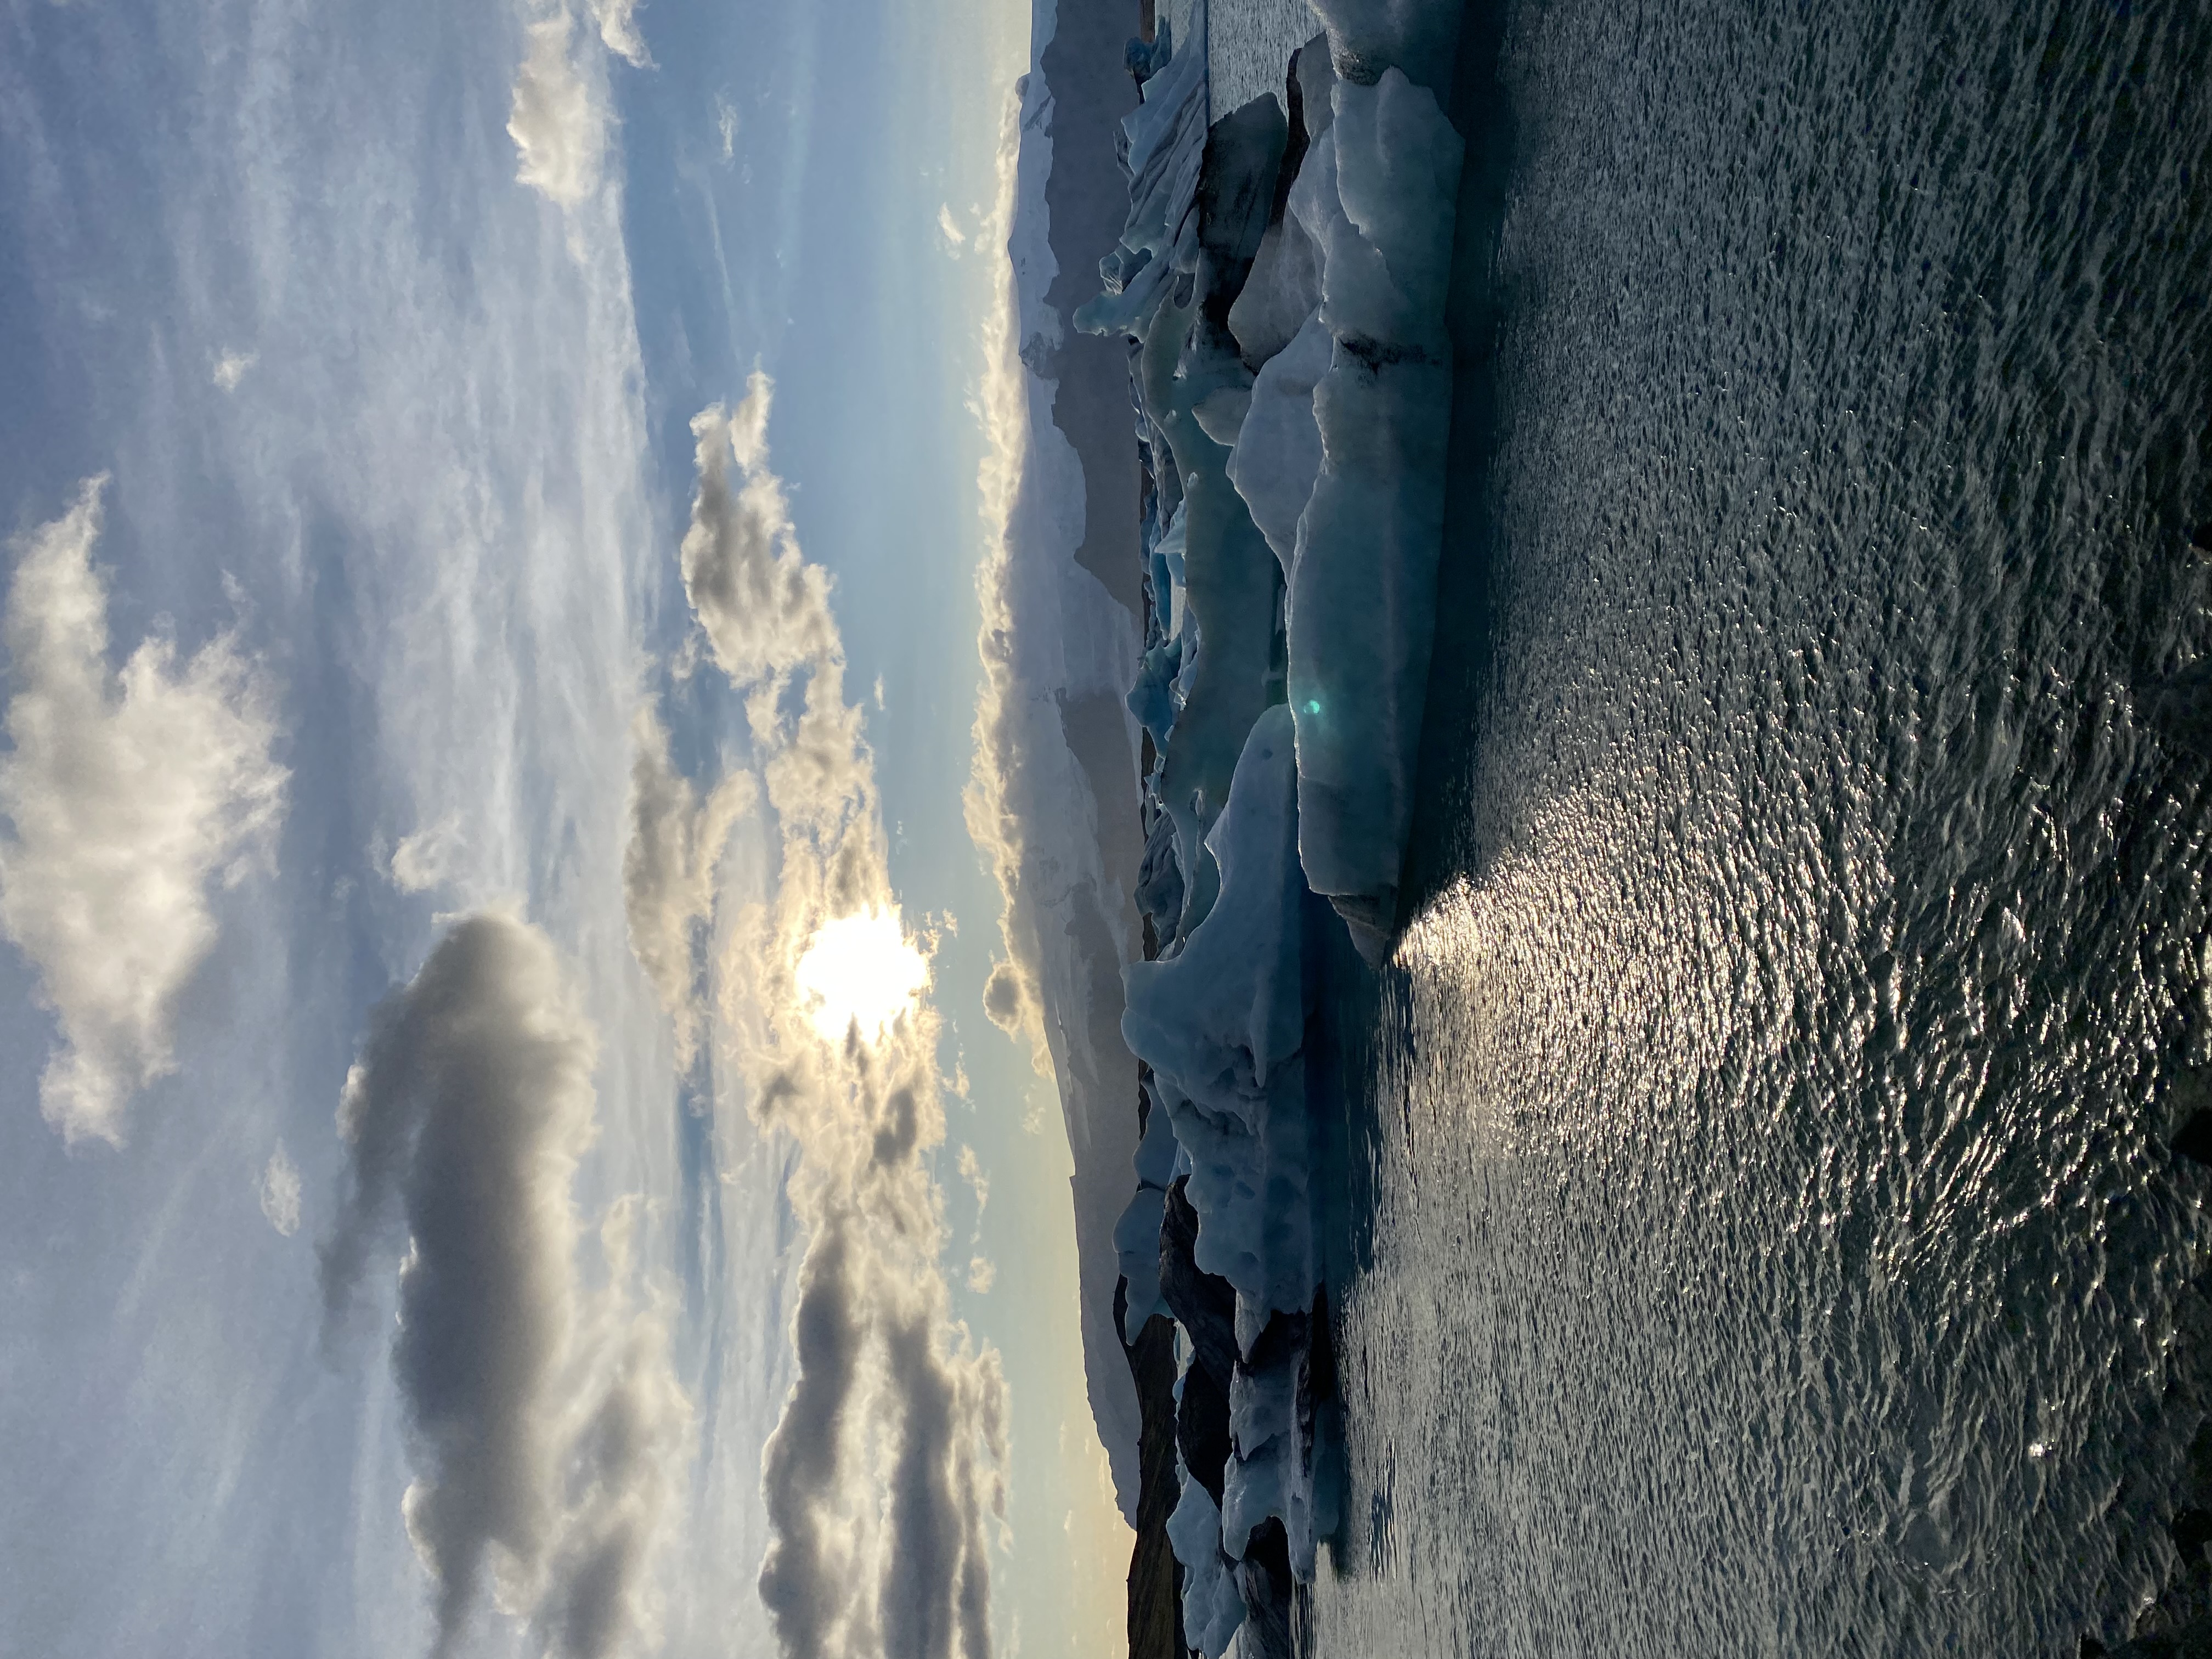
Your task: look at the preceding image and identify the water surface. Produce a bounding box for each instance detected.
[1314,3,2212,1652]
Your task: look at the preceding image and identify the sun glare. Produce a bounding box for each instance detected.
[795,907,929,1044]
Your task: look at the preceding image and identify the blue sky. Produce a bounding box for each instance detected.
[0,0,1126,1653]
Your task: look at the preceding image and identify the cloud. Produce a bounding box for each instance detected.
[965,1257,995,1295]
[509,15,608,207]
[621,704,754,1067]
[956,1144,988,1222]
[671,381,1009,1658]
[319,911,689,1659]
[212,349,255,391]
[936,204,966,251]
[678,382,841,694]
[716,97,740,164]
[589,0,650,66]
[0,477,287,1145]
[259,1141,302,1235]
[960,89,1054,1076]
[390,815,465,894]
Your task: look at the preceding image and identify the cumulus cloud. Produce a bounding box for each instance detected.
[678,381,843,698]
[509,15,608,207]
[621,703,754,1067]
[674,380,1009,1658]
[259,1141,302,1235]
[936,204,966,251]
[319,911,689,1659]
[212,349,255,391]
[0,477,287,1145]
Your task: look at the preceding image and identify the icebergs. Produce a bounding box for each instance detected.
[1125,706,1304,1131]
[1072,0,1466,1644]
[1074,13,1210,342]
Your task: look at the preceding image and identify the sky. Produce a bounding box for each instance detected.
[0,0,1128,1654]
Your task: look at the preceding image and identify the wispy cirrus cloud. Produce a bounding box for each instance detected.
[0,478,287,1146]
[259,1141,303,1235]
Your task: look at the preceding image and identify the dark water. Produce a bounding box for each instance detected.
[1312,2,2212,1654]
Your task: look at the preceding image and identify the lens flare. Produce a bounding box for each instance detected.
[795,907,928,1044]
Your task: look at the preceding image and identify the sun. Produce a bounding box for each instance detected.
[795,907,929,1044]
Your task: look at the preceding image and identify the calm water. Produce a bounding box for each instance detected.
[1312,2,2212,1654]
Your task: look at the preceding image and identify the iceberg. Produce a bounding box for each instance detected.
[1125,708,1313,1334]
[1168,1471,1248,1656]
[1274,70,1465,953]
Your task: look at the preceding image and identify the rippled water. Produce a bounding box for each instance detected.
[1310,2,2212,1654]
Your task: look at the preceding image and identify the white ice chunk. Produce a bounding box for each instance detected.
[1168,1473,1248,1658]
[1323,70,1460,349]
[1228,1355,1297,1455]
[1222,1353,1318,1577]
[1115,1184,1170,1340]
[1124,708,1316,1322]
[1286,70,1463,950]
[1157,503,1190,642]
[1135,1091,1182,1188]
[1226,309,1331,572]
[1076,15,1211,340]
[1228,213,1323,367]
[1192,384,1254,448]
[1125,706,1305,1125]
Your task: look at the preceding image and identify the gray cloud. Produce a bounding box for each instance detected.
[0,477,287,1145]
[320,912,689,1659]
[622,704,754,1067]
[670,379,1010,1658]
[509,15,607,207]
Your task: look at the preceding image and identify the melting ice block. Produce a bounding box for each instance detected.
[1286,69,1463,956]
[1122,706,1314,1325]
[1168,1471,1249,1656]
[1227,310,1331,573]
